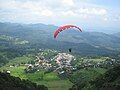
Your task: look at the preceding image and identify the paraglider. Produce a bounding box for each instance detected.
[54,25,82,38]
[53,25,82,53]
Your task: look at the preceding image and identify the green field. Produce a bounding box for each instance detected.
[0,66,73,90]
[0,65,107,90]
[0,54,109,90]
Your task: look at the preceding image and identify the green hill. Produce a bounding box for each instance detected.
[0,72,48,90]
[0,22,120,56]
[70,66,120,90]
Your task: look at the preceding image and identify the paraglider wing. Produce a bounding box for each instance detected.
[54,25,82,38]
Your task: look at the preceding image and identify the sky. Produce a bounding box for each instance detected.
[0,0,120,33]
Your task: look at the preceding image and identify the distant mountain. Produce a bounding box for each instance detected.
[112,32,120,38]
[0,22,120,56]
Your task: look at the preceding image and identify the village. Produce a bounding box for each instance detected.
[24,51,76,74]
[2,49,120,75]
[23,50,120,75]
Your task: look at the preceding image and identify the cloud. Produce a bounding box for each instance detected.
[76,8,107,15]
[0,0,107,16]
[103,17,108,21]
[0,0,120,30]
[62,0,74,6]
[41,9,53,17]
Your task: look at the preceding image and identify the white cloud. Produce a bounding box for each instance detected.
[41,9,53,17]
[62,0,74,6]
[0,0,107,17]
[103,17,108,21]
[0,0,119,29]
[76,8,107,15]
[60,11,76,17]
[114,15,120,21]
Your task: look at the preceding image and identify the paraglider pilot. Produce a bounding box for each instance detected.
[69,48,72,52]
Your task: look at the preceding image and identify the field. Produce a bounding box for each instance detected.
[0,54,109,90]
[0,66,73,90]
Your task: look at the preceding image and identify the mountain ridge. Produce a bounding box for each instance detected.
[0,22,120,56]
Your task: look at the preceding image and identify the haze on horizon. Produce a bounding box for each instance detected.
[0,0,120,33]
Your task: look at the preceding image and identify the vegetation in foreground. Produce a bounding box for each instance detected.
[70,66,120,90]
[0,66,73,90]
[0,72,48,90]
